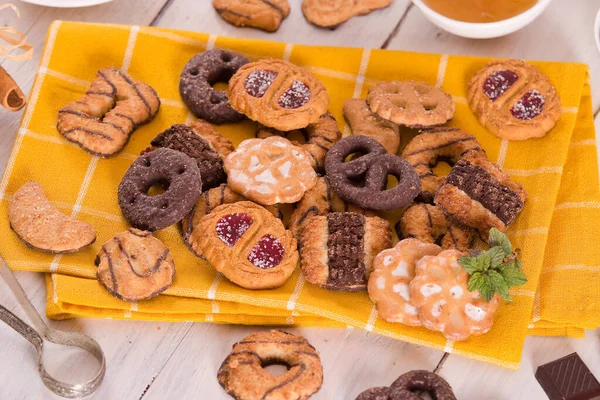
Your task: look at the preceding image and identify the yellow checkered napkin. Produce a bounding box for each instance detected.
[1,21,598,370]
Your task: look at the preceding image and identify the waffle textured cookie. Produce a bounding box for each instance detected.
[300,212,391,291]
[213,0,290,32]
[228,58,330,131]
[95,229,176,302]
[302,0,393,29]
[434,150,527,237]
[188,201,298,289]
[367,80,455,128]
[57,67,160,157]
[8,181,96,253]
[343,98,400,155]
[256,112,342,172]
[224,136,317,205]
[218,330,323,400]
[468,59,562,140]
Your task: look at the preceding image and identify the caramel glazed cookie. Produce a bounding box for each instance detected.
[180,49,249,124]
[143,120,234,191]
[213,0,291,32]
[218,330,323,400]
[301,212,391,291]
[302,0,393,29]
[57,67,160,157]
[468,59,562,140]
[228,59,330,131]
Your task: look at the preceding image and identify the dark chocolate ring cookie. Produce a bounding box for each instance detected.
[325,135,421,211]
[355,387,393,400]
[389,370,456,400]
[118,148,202,231]
[179,49,249,124]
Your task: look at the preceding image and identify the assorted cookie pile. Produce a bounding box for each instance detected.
[6,48,563,399]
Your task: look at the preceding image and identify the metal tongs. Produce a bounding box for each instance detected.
[0,254,105,398]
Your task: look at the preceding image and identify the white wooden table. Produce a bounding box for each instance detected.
[0,1,599,399]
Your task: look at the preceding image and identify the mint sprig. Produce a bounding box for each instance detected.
[457,228,527,302]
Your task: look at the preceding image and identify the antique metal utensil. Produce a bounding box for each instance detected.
[0,254,105,398]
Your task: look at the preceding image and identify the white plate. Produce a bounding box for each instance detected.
[595,8,600,54]
[20,0,113,7]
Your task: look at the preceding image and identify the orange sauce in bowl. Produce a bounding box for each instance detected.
[421,0,538,23]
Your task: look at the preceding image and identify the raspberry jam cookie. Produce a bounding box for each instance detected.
[144,121,234,191]
[218,330,323,400]
[300,212,391,291]
[8,181,96,253]
[180,50,249,124]
[397,204,474,251]
[224,136,317,205]
[188,201,298,290]
[368,239,442,326]
[302,0,393,29]
[182,184,284,258]
[434,150,527,236]
[228,59,330,131]
[256,112,342,172]
[213,0,290,32]
[468,59,562,140]
[118,148,202,231]
[57,67,160,157]
[367,80,455,128]
[401,127,485,203]
[95,229,176,302]
[410,249,500,341]
[343,98,400,155]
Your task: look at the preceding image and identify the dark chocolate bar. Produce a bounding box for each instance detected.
[535,353,600,400]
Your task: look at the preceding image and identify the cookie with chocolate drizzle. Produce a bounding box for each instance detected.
[213,0,290,32]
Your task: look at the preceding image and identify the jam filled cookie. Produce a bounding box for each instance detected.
[300,212,391,291]
[410,249,500,341]
[213,0,291,32]
[218,330,323,400]
[180,49,249,124]
[397,203,474,251]
[368,239,442,326]
[228,59,330,131]
[324,135,420,210]
[302,0,393,29]
[256,112,342,172]
[118,148,202,231]
[144,121,234,191]
[8,181,96,253]
[401,127,485,203]
[434,150,527,236]
[224,136,317,205]
[95,228,176,302]
[182,184,284,258]
[189,202,298,290]
[57,67,160,157]
[343,98,400,155]
[468,59,562,140]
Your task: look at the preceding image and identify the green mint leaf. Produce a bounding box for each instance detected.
[476,251,491,272]
[499,263,528,287]
[489,228,512,257]
[488,270,512,302]
[458,256,484,274]
[488,246,506,268]
[467,272,485,292]
[479,274,496,302]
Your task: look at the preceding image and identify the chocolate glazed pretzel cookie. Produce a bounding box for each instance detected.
[213,0,291,32]
[356,370,456,400]
[218,330,323,400]
[325,135,420,211]
[57,67,160,157]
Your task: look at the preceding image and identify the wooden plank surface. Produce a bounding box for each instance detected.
[0,1,598,399]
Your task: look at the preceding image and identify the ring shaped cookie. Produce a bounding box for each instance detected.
[257,112,342,171]
[189,202,298,290]
[57,67,160,157]
[180,50,249,124]
[324,135,420,211]
[389,370,457,400]
[228,58,330,131]
[118,148,202,231]
[213,0,290,32]
[367,80,455,128]
[401,127,484,203]
[95,229,176,302]
[218,330,323,400]
[468,59,562,140]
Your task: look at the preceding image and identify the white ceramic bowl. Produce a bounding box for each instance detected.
[20,0,113,7]
[595,8,600,54]
[411,0,553,39]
